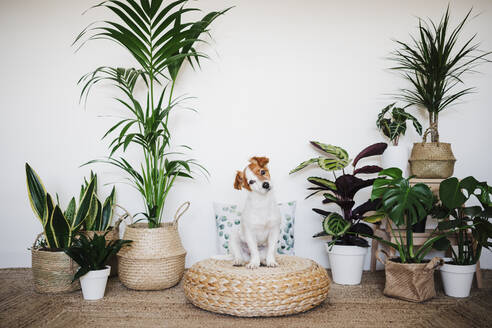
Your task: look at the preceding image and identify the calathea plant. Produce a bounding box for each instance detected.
[431,177,492,265]
[376,103,422,146]
[26,163,96,249]
[75,1,230,228]
[79,172,116,231]
[290,142,388,247]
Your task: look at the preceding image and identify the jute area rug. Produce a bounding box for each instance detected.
[0,268,490,328]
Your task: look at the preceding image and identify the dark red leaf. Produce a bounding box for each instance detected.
[353,165,383,175]
[352,143,387,168]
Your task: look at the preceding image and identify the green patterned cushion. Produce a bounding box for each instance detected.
[213,201,296,255]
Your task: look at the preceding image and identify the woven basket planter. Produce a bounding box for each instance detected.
[31,234,80,294]
[118,203,189,290]
[183,255,331,317]
[381,256,442,302]
[409,142,456,178]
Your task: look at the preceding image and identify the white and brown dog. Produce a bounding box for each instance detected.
[230,156,281,269]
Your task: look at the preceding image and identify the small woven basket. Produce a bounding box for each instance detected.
[80,216,124,277]
[183,256,331,317]
[31,233,80,294]
[409,142,456,178]
[118,202,189,290]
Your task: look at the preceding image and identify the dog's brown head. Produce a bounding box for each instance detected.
[234,156,271,193]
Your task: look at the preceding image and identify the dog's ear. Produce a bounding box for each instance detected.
[234,171,244,190]
[250,156,269,168]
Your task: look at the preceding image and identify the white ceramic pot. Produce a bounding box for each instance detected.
[381,144,410,176]
[325,244,367,285]
[440,263,476,298]
[79,265,111,300]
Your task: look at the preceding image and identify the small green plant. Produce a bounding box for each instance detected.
[391,7,491,142]
[432,177,492,265]
[376,103,422,146]
[64,232,132,281]
[26,163,95,249]
[368,168,450,263]
[79,172,116,231]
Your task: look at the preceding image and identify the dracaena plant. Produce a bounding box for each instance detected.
[391,7,491,143]
[290,142,388,247]
[368,168,452,263]
[376,103,422,146]
[79,172,116,231]
[26,163,96,249]
[64,232,132,281]
[431,177,492,265]
[75,1,230,228]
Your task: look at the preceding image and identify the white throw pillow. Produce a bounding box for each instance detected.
[213,201,296,255]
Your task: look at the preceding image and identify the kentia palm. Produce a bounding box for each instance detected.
[76,1,230,228]
[391,7,490,178]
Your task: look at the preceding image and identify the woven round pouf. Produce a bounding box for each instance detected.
[183,255,330,317]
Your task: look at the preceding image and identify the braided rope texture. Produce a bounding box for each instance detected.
[183,255,330,317]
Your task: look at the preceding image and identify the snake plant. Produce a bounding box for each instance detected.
[26,163,96,249]
[79,172,116,231]
[76,0,230,228]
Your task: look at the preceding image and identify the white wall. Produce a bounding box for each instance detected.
[1,0,491,270]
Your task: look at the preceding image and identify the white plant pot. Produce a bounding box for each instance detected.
[440,263,476,298]
[79,266,111,300]
[325,244,367,285]
[381,145,410,176]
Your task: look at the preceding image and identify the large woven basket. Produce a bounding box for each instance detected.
[80,216,123,277]
[31,233,80,294]
[183,256,331,317]
[409,142,456,178]
[379,253,442,302]
[118,202,189,290]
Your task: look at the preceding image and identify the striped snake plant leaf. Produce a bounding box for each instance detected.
[84,196,100,231]
[322,212,351,237]
[25,163,47,225]
[307,177,336,191]
[64,197,76,227]
[49,205,70,249]
[289,158,320,174]
[74,177,96,231]
[100,186,116,231]
[43,193,56,248]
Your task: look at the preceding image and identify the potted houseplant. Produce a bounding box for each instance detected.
[376,103,422,176]
[64,232,131,300]
[26,163,96,293]
[391,7,491,178]
[75,1,230,290]
[431,177,492,298]
[367,167,453,302]
[290,141,387,285]
[78,172,121,277]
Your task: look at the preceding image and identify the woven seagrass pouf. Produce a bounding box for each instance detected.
[183,255,330,317]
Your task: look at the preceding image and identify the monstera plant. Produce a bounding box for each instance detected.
[26,163,96,249]
[290,142,388,247]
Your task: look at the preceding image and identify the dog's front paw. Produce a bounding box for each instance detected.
[246,260,260,269]
[233,258,244,267]
[266,258,278,267]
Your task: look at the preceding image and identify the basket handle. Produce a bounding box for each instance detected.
[113,204,134,228]
[173,201,190,226]
[32,232,44,249]
[376,249,390,265]
[424,257,443,272]
[422,122,439,145]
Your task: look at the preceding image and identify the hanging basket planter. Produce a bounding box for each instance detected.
[117,202,189,290]
[31,233,80,293]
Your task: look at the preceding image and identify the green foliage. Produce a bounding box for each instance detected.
[80,172,116,231]
[76,1,229,228]
[64,232,132,281]
[431,177,492,265]
[26,164,95,249]
[323,213,351,237]
[369,168,448,263]
[391,7,491,142]
[376,103,422,146]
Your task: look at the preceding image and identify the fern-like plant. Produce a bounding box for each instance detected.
[75,1,230,228]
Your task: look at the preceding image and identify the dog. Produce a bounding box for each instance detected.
[230,156,281,269]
